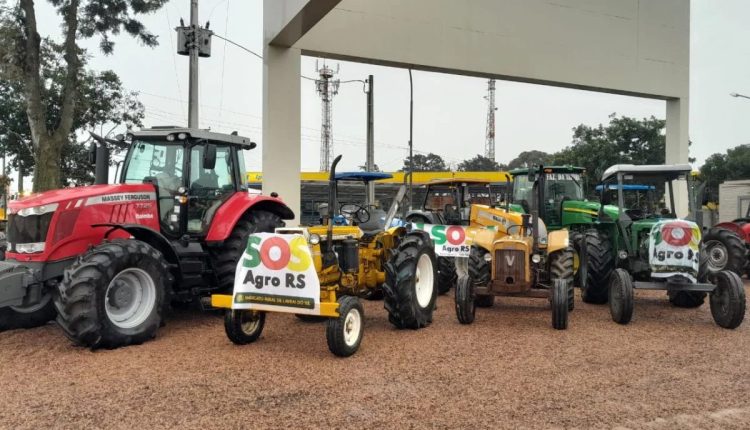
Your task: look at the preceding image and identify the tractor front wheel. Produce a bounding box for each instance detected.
[608,268,634,325]
[225,309,266,344]
[437,257,458,295]
[326,296,364,357]
[468,246,494,308]
[383,231,438,329]
[551,279,570,330]
[455,275,476,324]
[55,239,169,349]
[709,271,746,329]
[549,248,575,312]
[580,229,614,304]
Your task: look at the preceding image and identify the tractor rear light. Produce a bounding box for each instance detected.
[52,209,81,245]
[15,242,45,254]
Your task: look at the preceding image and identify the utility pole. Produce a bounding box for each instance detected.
[176,0,213,128]
[408,69,414,210]
[365,75,375,206]
[315,61,340,171]
[484,79,497,160]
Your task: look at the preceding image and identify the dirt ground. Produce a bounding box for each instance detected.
[1,282,749,430]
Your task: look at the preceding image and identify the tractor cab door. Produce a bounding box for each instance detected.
[186,144,236,234]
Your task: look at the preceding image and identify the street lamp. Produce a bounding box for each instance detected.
[730,92,750,100]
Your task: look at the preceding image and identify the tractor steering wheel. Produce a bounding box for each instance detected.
[340,204,370,224]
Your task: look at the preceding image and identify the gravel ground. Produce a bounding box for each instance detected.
[1,282,749,430]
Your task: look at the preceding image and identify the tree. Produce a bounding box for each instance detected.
[358,163,381,172]
[401,153,446,172]
[0,39,145,188]
[551,114,666,188]
[507,150,551,169]
[0,0,166,192]
[700,144,750,202]
[457,154,504,172]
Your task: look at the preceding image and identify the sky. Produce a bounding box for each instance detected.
[26,0,750,189]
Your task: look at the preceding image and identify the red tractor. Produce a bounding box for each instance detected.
[704,204,750,277]
[0,127,293,348]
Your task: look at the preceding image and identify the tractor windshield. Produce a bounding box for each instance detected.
[123,140,185,186]
[544,173,583,201]
[512,175,534,209]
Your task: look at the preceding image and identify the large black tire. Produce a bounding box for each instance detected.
[211,210,283,293]
[580,229,614,304]
[709,271,745,329]
[0,294,57,331]
[362,287,384,301]
[608,268,634,325]
[437,257,457,295]
[382,231,438,329]
[468,246,495,308]
[549,248,575,311]
[225,309,266,344]
[326,296,364,357]
[551,279,569,330]
[55,240,170,349]
[454,275,475,324]
[702,227,747,277]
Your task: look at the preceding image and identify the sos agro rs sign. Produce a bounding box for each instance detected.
[232,233,321,315]
[648,220,701,282]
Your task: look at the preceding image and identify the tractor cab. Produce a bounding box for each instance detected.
[407,179,495,226]
[120,127,253,237]
[510,166,587,230]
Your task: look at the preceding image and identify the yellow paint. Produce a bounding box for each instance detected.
[211,294,339,317]
[246,171,512,185]
[211,294,233,309]
[546,230,570,254]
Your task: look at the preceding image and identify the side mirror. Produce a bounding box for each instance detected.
[88,143,97,164]
[203,144,217,170]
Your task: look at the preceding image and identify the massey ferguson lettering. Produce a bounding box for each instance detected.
[85,192,156,206]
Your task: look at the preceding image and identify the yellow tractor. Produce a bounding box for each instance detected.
[212,155,438,357]
[456,167,575,329]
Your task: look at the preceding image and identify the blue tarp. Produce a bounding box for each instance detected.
[335,172,393,182]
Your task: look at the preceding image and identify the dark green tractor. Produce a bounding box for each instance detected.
[580,164,745,329]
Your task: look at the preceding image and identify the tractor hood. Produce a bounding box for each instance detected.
[9,184,156,210]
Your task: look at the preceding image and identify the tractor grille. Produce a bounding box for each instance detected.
[6,213,54,251]
[494,249,525,287]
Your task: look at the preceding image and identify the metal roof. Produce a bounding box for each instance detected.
[334,172,393,182]
[130,127,256,148]
[601,164,692,181]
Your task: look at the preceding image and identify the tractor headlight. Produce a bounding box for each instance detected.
[483,252,493,262]
[17,203,58,217]
[618,250,629,260]
[531,254,542,264]
[309,233,321,245]
[15,242,46,254]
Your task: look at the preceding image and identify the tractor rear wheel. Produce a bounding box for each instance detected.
[437,257,457,295]
[0,292,57,331]
[211,210,283,293]
[225,309,266,344]
[468,246,494,308]
[580,229,614,304]
[549,248,575,311]
[455,275,475,324]
[383,231,437,329]
[709,271,745,329]
[551,279,569,330]
[55,239,170,349]
[326,296,364,357]
[608,268,634,325]
[702,227,747,277]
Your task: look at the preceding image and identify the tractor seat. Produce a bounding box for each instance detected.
[358,209,387,236]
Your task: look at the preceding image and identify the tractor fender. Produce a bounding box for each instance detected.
[99,224,181,269]
[405,210,435,224]
[713,222,750,243]
[547,230,570,254]
[205,193,295,242]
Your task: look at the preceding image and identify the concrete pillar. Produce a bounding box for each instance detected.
[262,45,301,226]
[666,97,690,217]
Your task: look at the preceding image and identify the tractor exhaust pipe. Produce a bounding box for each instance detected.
[89,132,110,185]
[327,155,343,252]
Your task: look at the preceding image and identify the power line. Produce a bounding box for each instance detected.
[218,0,231,116]
[212,33,263,60]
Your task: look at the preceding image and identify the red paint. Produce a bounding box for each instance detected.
[260,237,291,270]
[446,226,466,245]
[662,221,692,247]
[205,193,293,242]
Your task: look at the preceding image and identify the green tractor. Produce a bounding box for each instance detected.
[580,164,745,329]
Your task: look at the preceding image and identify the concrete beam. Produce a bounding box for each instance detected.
[262,45,302,225]
[267,0,342,47]
[666,97,690,217]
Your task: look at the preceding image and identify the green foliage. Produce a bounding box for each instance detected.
[402,153,447,172]
[358,163,381,172]
[457,154,504,172]
[700,144,750,202]
[507,150,551,169]
[551,114,666,190]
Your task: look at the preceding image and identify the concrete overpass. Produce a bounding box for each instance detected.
[262,0,690,224]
